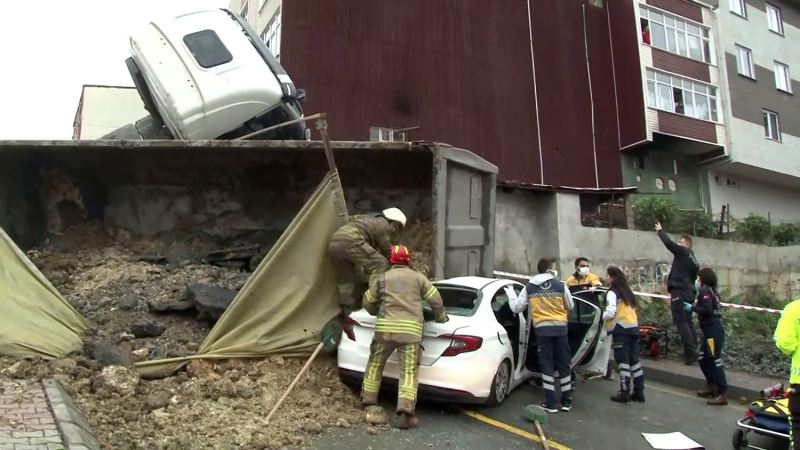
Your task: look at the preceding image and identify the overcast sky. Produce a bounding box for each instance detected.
[0,0,227,140]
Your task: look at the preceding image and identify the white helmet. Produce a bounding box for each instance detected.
[382,207,407,228]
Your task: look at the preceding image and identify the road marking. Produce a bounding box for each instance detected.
[461,410,572,450]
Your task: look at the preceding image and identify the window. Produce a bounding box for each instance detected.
[261,8,281,59]
[639,5,712,63]
[369,126,407,142]
[646,69,719,121]
[240,1,248,20]
[183,30,233,69]
[766,4,784,35]
[736,45,755,79]
[763,110,781,141]
[775,62,792,93]
[729,0,747,18]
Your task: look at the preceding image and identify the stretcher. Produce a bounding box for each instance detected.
[733,390,791,450]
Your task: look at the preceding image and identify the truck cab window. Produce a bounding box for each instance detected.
[183,30,233,68]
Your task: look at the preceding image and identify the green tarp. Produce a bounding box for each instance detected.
[0,227,89,358]
[136,171,349,378]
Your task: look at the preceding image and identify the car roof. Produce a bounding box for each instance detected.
[434,276,509,291]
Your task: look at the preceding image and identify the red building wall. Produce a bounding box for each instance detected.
[281,0,640,188]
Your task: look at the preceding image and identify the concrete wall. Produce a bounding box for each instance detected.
[496,189,800,299]
[495,189,559,275]
[708,165,800,223]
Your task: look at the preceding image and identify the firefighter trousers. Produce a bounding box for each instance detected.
[361,339,420,415]
[328,235,388,308]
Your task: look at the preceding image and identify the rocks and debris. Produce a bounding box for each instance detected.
[131,323,166,338]
[185,283,237,322]
[92,366,140,397]
[91,341,135,368]
[1,222,376,449]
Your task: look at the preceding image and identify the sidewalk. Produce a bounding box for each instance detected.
[0,380,63,450]
[641,357,784,401]
[1,379,100,450]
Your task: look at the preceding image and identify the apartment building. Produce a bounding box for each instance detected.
[707,0,800,223]
[237,0,282,60]
[615,0,727,210]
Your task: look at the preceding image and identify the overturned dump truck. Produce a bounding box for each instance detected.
[0,140,497,279]
[106,8,307,141]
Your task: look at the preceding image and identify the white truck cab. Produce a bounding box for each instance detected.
[107,8,306,140]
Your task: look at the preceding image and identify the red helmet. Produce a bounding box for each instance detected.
[389,245,411,265]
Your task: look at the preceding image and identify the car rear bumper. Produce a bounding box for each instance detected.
[338,367,485,404]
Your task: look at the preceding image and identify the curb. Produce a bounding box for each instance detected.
[640,359,778,402]
[42,379,102,450]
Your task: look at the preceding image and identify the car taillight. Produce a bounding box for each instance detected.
[343,317,360,341]
[439,334,483,357]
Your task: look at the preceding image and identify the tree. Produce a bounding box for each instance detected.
[634,197,677,231]
[773,223,798,246]
[738,213,770,244]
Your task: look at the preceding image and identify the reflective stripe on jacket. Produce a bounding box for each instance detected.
[363,265,446,344]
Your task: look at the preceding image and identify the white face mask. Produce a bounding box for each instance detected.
[578,267,590,277]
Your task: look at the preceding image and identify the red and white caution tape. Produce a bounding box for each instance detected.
[493,270,783,315]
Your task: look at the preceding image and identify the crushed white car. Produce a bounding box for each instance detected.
[338,276,605,405]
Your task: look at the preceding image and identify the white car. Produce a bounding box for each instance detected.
[337,276,606,405]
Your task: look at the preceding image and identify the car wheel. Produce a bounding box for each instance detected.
[485,360,511,406]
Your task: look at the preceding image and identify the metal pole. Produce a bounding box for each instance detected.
[316,114,337,172]
[233,113,324,141]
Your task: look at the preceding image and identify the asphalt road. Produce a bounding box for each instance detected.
[305,377,788,449]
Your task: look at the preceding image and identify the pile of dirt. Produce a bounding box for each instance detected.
[1,355,364,449]
[2,222,367,449]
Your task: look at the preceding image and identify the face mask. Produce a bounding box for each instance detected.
[578,267,590,277]
[548,269,558,278]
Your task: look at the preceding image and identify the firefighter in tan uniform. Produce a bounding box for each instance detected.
[360,245,448,429]
[328,207,407,314]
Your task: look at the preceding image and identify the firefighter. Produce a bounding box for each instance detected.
[691,268,728,406]
[360,244,448,429]
[774,297,800,450]
[510,258,574,413]
[328,207,407,315]
[606,265,645,404]
[655,222,700,364]
[565,257,603,288]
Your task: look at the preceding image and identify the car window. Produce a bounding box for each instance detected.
[183,30,233,68]
[570,290,603,324]
[430,285,481,317]
[490,288,509,312]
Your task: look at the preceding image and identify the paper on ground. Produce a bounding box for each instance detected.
[642,432,704,450]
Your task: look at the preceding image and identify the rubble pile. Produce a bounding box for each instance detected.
[0,223,365,449]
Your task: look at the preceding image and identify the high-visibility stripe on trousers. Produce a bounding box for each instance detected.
[535,333,572,408]
[361,339,420,414]
[612,332,645,395]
